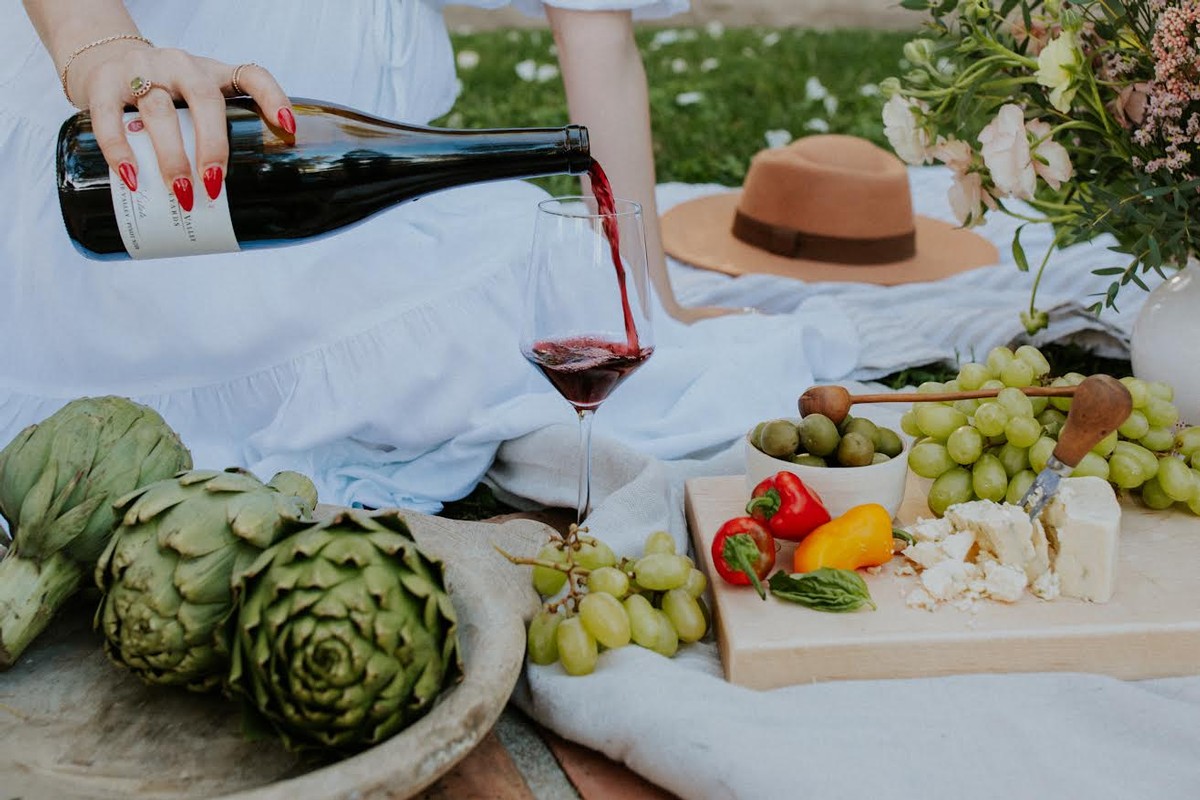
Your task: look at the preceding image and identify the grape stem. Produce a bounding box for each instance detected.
[495,522,596,614]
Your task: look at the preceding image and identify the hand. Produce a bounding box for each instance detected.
[67,43,291,209]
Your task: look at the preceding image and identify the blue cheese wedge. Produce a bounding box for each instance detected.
[1039,476,1121,602]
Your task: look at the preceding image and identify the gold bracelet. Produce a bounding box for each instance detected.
[59,33,154,107]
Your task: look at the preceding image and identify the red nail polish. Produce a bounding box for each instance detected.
[277,107,296,135]
[173,177,194,212]
[118,161,138,192]
[203,166,224,201]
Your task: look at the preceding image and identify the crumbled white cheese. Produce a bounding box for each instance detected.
[908,516,953,543]
[905,586,938,612]
[946,500,1051,584]
[920,559,979,601]
[980,560,1027,603]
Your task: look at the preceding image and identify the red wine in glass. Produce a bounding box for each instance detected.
[526,336,654,411]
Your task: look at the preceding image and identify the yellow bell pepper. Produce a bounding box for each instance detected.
[792,503,894,573]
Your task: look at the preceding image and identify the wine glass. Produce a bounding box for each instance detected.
[521,195,655,526]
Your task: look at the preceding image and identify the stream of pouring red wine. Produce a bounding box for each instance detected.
[587,161,640,353]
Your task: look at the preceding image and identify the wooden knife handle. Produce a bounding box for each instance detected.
[1052,374,1134,468]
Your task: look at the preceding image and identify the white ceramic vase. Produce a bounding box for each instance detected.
[1130,257,1200,425]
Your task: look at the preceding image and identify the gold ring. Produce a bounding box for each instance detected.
[231,63,257,96]
[129,76,153,99]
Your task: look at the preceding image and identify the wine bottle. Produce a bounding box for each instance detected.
[56,97,592,260]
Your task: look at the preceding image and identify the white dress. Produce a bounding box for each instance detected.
[0,0,771,513]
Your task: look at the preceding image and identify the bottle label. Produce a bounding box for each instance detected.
[110,109,240,259]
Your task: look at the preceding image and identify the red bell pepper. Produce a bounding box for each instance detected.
[745,471,831,542]
[710,516,776,600]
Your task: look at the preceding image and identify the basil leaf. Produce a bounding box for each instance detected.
[767,568,877,612]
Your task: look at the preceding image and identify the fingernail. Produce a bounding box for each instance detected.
[276,107,296,135]
[173,177,194,212]
[203,165,224,201]
[118,161,138,192]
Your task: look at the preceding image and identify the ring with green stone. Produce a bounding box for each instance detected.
[129,76,153,99]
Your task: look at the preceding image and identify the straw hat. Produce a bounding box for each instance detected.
[661,134,998,285]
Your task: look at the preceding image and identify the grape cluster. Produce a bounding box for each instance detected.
[904,344,1200,516]
[523,528,709,676]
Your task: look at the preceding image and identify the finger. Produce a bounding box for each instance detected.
[226,63,294,134]
[135,82,195,212]
[87,85,141,194]
[175,74,229,202]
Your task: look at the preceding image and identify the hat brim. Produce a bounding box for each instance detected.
[661,191,999,285]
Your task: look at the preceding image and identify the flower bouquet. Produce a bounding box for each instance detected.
[882,0,1200,334]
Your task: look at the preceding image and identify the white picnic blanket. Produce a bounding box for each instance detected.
[481,171,1199,800]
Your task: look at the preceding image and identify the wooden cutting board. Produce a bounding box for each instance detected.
[685,473,1200,690]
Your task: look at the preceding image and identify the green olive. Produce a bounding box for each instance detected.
[758,419,801,458]
[837,431,876,467]
[876,427,904,458]
[790,453,828,467]
[750,421,768,449]
[799,413,840,457]
[871,452,891,464]
[844,417,879,444]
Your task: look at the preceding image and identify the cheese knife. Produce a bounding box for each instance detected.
[1018,374,1133,520]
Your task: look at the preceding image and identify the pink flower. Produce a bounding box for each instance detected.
[947,171,995,227]
[931,137,973,173]
[1111,82,1151,128]
[1025,120,1074,190]
[883,95,932,165]
[978,104,1036,200]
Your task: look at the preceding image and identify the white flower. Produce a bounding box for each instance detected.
[762,32,781,47]
[706,20,725,38]
[675,91,704,106]
[456,50,480,70]
[804,119,831,133]
[680,29,699,42]
[536,63,559,82]
[765,129,794,148]
[882,94,932,165]
[1026,120,1074,190]
[742,47,758,58]
[671,58,689,74]
[823,96,839,116]
[931,137,973,173]
[548,44,558,57]
[1036,33,1081,113]
[859,83,881,97]
[805,77,828,101]
[978,104,1036,199]
[651,29,680,49]
[515,59,537,82]
[947,171,994,227]
[700,57,720,72]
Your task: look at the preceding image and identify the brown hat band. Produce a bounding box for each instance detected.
[732,210,917,266]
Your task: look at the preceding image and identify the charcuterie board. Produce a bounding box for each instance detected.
[685,473,1200,690]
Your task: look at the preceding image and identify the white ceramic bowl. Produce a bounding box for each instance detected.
[744,418,910,520]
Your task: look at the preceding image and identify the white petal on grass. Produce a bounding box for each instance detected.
[456,50,480,70]
[675,91,705,106]
[446,112,464,128]
[706,20,725,38]
[506,31,521,42]
[680,29,699,41]
[700,57,720,72]
[535,63,559,82]
[742,47,757,58]
[823,96,840,116]
[671,58,689,74]
[548,44,558,56]
[804,119,831,132]
[650,29,680,49]
[515,59,537,82]
[859,83,881,97]
[764,129,793,148]
[805,76,829,101]
[762,31,781,47]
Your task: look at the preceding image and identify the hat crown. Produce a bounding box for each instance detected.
[737,135,915,240]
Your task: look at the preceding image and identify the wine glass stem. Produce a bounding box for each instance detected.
[575,408,595,526]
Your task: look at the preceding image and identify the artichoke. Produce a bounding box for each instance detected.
[0,396,192,669]
[228,510,461,754]
[95,468,318,691]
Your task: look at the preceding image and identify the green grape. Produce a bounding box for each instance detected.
[876,427,904,458]
[1071,452,1110,480]
[900,410,922,438]
[662,589,707,643]
[985,346,1015,376]
[837,431,876,467]
[1014,344,1052,377]
[1175,426,1200,456]
[972,454,1008,502]
[532,543,568,597]
[1090,430,1118,458]
[996,442,1030,477]
[1193,452,1200,471]
[1138,476,1176,510]
[800,413,841,457]
[632,553,691,591]
[996,387,1034,419]
[1187,484,1200,516]
[973,401,1009,437]
[1140,426,1177,453]
[1037,408,1067,437]
[917,381,946,394]
[1006,470,1037,505]
[575,536,618,571]
[1004,415,1041,448]
[624,593,659,649]
[1107,453,1145,490]
[587,566,631,598]
[556,616,598,676]
[928,467,973,516]
[1120,376,1150,409]
[908,441,957,479]
[980,378,1007,392]
[1029,436,1056,473]
[649,610,680,658]
[1062,372,1088,384]
[1029,395,1049,415]
[954,398,981,416]
[1049,377,1075,411]
[943,379,962,392]
[1000,359,1036,388]
[1144,397,1179,429]
[1117,410,1151,441]
[1156,456,1196,502]
[682,568,708,599]
[643,530,676,556]
[958,362,989,391]
[947,425,984,465]
[579,592,631,649]
[915,404,968,439]
[1114,441,1159,480]
[527,610,563,666]
[1147,380,1174,402]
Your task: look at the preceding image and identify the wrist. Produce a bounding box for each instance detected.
[60,34,154,108]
